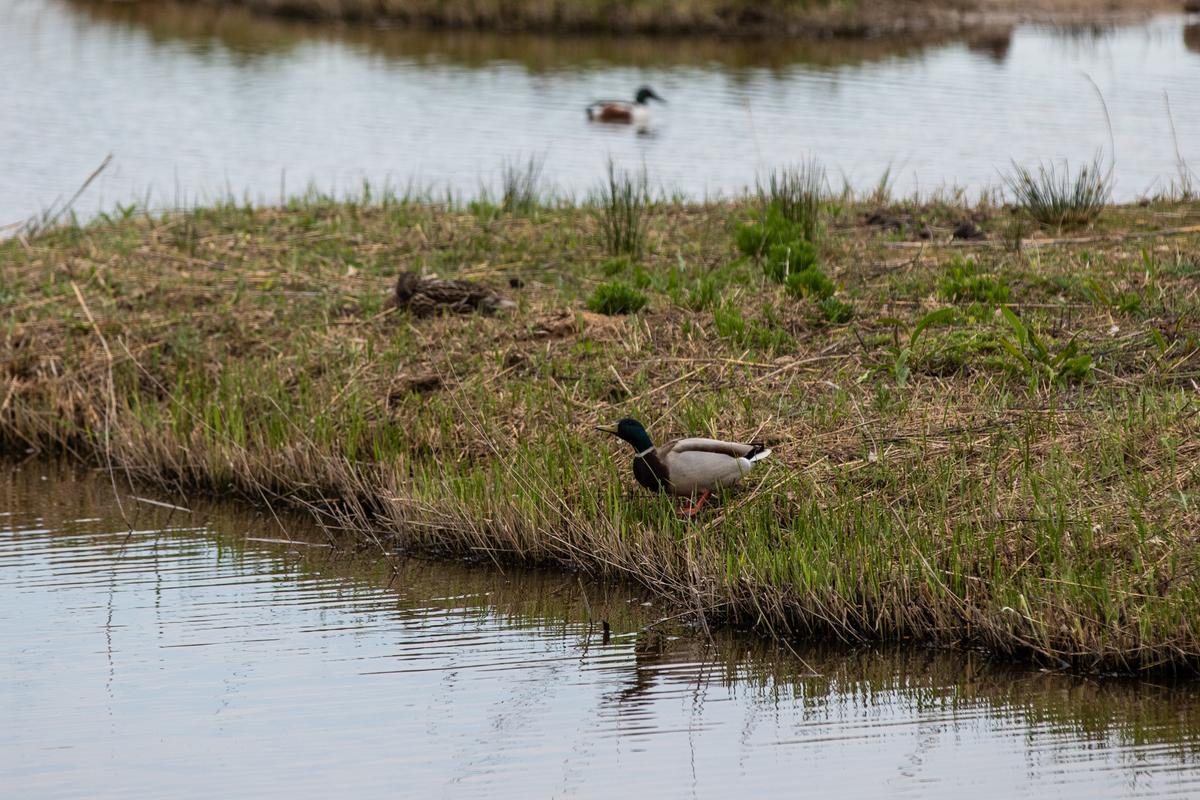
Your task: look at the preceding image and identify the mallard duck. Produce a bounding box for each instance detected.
[596,417,770,515]
[586,86,665,125]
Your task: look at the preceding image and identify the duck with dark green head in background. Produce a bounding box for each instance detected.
[586,86,666,125]
[596,417,771,516]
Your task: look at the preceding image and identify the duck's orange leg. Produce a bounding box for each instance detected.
[681,489,712,518]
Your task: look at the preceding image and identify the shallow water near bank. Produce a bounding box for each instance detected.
[3,1,1200,225]
[2,464,1200,798]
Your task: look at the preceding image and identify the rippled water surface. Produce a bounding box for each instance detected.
[3,1,1200,224]
[3,465,1200,798]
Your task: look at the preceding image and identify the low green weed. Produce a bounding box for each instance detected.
[735,205,826,293]
[600,255,633,276]
[785,267,834,300]
[938,256,1010,305]
[587,281,647,315]
[817,296,854,324]
[998,306,1094,387]
[1084,279,1143,315]
[889,308,960,387]
[686,275,725,310]
[713,303,793,352]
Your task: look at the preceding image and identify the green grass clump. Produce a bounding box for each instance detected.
[587,281,648,315]
[785,266,834,299]
[713,302,746,339]
[737,166,827,293]
[736,206,814,260]
[997,307,1094,387]
[762,240,818,282]
[938,256,1010,304]
[737,202,846,318]
[686,274,724,310]
[600,255,634,276]
[713,303,793,352]
[757,159,825,242]
[1003,154,1112,228]
[595,160,648,257]
[737,205,821,287]
[817,295,854,324]
[500,155,545,214]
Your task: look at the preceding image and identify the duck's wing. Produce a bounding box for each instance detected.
[667,438,765,459]
[586,101,634,123]
[658,438,769,496]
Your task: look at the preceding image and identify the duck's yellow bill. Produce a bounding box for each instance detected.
[595,424,619,434]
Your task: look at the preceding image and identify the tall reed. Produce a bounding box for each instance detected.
[595,160,649,257]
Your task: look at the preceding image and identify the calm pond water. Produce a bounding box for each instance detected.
[2,1,1200,226]
[3,464,1200,798]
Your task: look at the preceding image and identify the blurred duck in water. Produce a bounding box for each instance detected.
[586,86,666,125]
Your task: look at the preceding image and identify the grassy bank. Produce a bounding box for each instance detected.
[70,0,998,70]
[5,176,1200,674]
[80,0,1181,37]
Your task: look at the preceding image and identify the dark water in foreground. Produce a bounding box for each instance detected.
[3,465,1200,798]
[2,1,1200,226]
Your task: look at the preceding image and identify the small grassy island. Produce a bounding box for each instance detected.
[4,167,1200,674]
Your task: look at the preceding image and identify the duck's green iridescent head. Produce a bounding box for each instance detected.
[596,417,654,452]
[635,87,665,105]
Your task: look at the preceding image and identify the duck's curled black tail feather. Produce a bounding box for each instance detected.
[744,443,771,462]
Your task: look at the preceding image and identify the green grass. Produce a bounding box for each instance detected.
[1003,154,1113,228]
[587,281,648,315]
[816,295,854,324]
[595,160,648,257]
[499,154,546,214]
[736,205,817,261]
[5,188,1200,675]
[786,267,834,300]
[757,160,826,243]
[938,256,1010,305]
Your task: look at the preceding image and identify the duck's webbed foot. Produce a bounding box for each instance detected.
[680,489,712,518]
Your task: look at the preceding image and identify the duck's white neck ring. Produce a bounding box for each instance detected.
[634,446,654,458]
